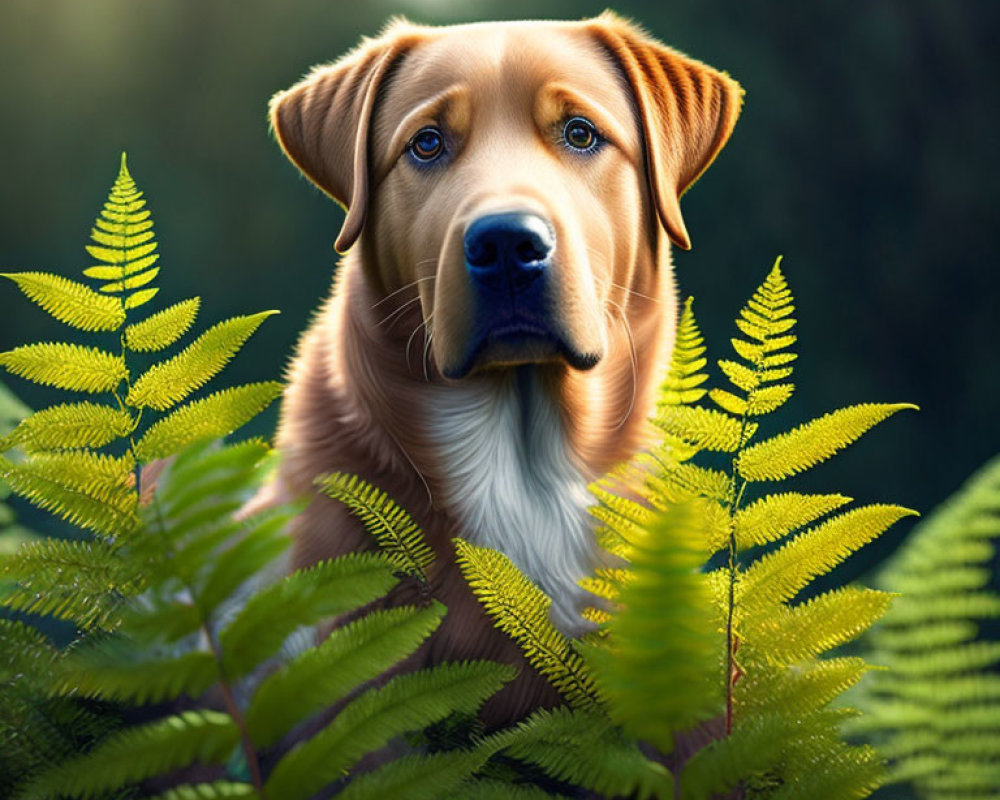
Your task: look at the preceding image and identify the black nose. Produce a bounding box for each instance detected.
[464,213,554,292]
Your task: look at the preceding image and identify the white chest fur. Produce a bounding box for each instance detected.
[424,367,595,635]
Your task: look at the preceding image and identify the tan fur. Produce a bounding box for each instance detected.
[257,13,741,725]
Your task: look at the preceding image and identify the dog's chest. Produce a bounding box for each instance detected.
[424,368,594,634]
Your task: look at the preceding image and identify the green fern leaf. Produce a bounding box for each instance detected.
[20,710,240,800]
[333,746,501,800]
[738,504,917,611]
[0,537,133,628]
[498,706,672,799]
[734,492,852,550]
[126,311,277,410]
[652,404,756,452]
[135,382,283,462]
[454,537,600,707]
[125,287,159,309]
[0,454,137,535]
[660,297,709,405]
[318,471,435,581]
[265,661,515,800]
[61,644,217,705]
[246,604,445,747]
[738,656,869,718]
[743,585,893,665]
[0,342,126,393]
[99,266,160,293]
[193,508,294,616]
[219,552,400,679]
[1,271,125,331]
[459,780,572,800]
[144,783,257,800]
[583,503,722,751]
[738,403,917,481]
[2,401,134,453]
[124,297,201,351]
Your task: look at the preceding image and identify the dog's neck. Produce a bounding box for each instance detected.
[422,366,596,632]
[278,256,672,632]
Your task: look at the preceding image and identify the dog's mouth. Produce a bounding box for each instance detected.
[445,320,599,379]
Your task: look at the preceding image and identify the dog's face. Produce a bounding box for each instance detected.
[271,15,741,379]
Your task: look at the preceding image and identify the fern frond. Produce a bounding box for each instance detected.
[2,401,135,453]
[20,710,240,800]
[584,503,722,751]
[743,585,893,665]
[333,745,501,800]
[125,287,159,309]
[451,779,570,800]
[659,296,709,405]
[498,706,672,800]
[652,404,756,452]
[135,382,283,462]
[0,342,126,393]
[82,154,160,288]
[0,537,133,628]
[192,507,294,616]
[144,783,257,800]
[737,656,869,718]
[218,552,399,679]
[61,644,217,705]
[738,403,917,481]
[318,471,436,581]
[246,604,445,747]
[126,311,278,410]
[124,296,201,351]
[734,491,852,550]
[1,271,125,331]
[0,454,137,535]
[454,537,600,707]
[264,661,515,800]
[738,504,916,611]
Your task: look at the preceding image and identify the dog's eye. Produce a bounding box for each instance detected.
[409,127,445,163]
[563,117,599,152]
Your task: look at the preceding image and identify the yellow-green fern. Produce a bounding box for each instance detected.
[0,153,281,538]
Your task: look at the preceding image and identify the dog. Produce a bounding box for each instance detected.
[252,12,741,723]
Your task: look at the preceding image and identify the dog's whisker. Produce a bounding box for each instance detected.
[606,299,638,430]
[376,294,422,328]
[422,322,435,383]
[405,317,428,373]
[606,279,660,304]
[370,274,436,310]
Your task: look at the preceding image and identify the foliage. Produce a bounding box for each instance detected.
[456,259,916,798]
[0,153,281,540]
[848,455,1000,800]
[11,439,514,800]
[0,156,280,797]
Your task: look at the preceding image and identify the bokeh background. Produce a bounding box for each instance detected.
[0,0,997,578]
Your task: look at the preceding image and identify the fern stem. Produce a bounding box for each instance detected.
[149,495,267,796]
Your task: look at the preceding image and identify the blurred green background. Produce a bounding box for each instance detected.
[0,0,997,576]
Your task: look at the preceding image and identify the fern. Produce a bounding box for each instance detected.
[318,471,435,581]
[848,455,1000,799]
[456,258,915,798]
[0,153,280,539]
[13,439,513,799]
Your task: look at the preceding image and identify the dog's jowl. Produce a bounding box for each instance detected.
[254,13,742,723]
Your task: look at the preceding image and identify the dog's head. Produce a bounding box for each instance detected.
[270,14,741,379]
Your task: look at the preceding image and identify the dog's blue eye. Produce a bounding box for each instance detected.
[409,127,444,163]
[563,117,599,152]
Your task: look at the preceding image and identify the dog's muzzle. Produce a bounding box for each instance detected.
[451,211,590,376]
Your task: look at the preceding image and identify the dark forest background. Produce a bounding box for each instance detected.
[0,0,997,579]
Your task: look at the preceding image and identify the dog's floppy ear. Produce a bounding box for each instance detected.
[269,25,418,253]
[589,13,743,251]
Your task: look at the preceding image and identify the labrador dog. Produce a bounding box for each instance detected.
[254,12,741,723]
